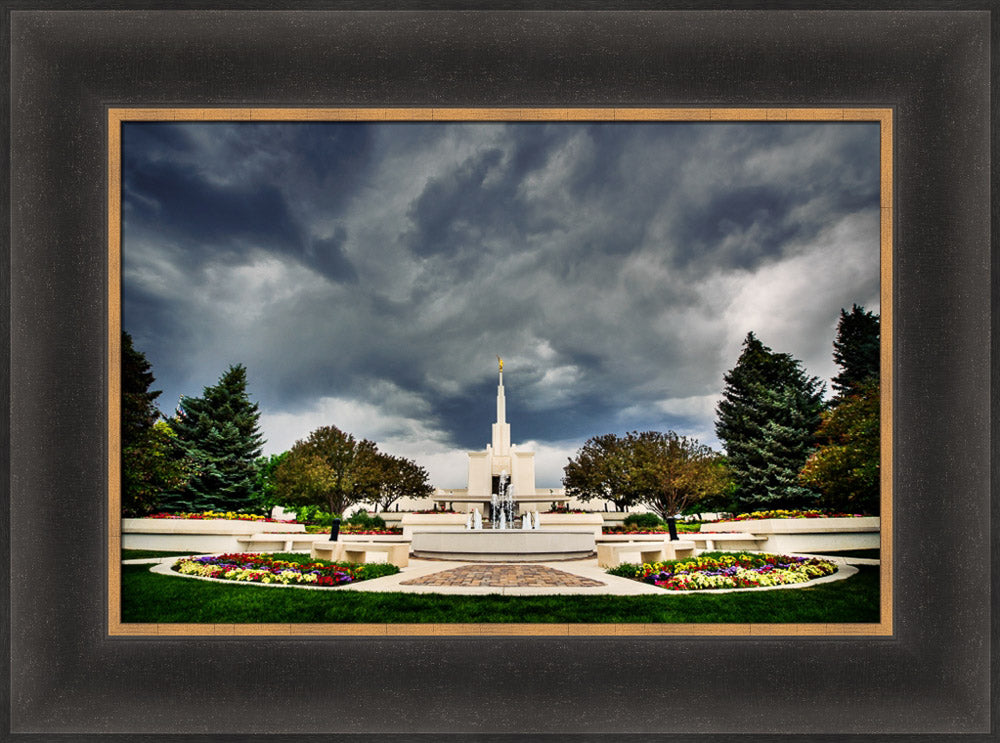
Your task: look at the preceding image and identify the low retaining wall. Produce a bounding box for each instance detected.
[596,532,674,543]
[121,518,306,552]
[536,513,604,537]
[399,512,469,540]
[411,530,595,562]
[700,517,880,553]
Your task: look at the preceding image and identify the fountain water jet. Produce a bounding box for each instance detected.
[491,470,516,529]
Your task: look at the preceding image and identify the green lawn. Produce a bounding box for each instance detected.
[123,549,211,560]
[121,562,880,624]
[830,548,881,560]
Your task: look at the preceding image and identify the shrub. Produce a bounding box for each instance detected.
[623,512,663,529]
[292,504,340,526]
[346,511,387,530]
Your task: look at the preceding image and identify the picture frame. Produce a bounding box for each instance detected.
[6,5,993,739]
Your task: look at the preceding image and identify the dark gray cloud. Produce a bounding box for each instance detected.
[122,120,881,486]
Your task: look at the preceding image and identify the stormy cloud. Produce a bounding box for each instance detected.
[122,120,881,487]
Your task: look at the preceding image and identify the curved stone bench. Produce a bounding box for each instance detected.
[311,540,410,568]
[234,533,328,552]
[685,533,767,551]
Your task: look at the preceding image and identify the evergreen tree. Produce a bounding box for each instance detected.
[715,333,825,511]
[831,304,880,398]
[121,332,191,515]
[163,364,265,513]
[122,331,161,444]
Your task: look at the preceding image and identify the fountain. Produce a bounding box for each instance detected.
[491,470,517,529]
[407,361,595,561]
[413,489,593,561]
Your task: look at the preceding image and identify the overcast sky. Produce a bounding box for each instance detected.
[122,120,880,488]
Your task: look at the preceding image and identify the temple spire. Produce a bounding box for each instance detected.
[492,357,510,453]
[496,356,506,425]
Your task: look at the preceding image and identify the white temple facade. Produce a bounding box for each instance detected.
[432,360,568,515]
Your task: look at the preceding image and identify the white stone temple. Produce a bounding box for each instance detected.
[432,358,568,515]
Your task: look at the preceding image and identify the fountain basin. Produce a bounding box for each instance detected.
[410,530,596,562]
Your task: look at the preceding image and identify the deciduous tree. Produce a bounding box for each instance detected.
[253,451,289,513]
[629,431,731,521]
[800,378,880,515]
[563,433,638,512]
[371,453,433,513]
[274,425,380,516]
[122,420,195,517]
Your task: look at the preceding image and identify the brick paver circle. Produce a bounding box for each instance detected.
[400,563,606,588]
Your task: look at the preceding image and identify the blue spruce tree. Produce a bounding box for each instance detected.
[162,364,265,513]
[715,333,824,511]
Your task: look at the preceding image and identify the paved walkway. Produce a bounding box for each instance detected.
[400,563,606,588]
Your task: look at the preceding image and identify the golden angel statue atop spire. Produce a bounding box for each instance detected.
[497,355,503,372]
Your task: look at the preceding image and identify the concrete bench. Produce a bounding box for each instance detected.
[687,533,767,551]
[311,541,410,568]
[597,540,695,568]
[235,533,327,552]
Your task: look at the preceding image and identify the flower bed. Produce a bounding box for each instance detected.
[172,553,399,586]
[339,526,403,535]
[602,524,701,535]
[607,552,837,591]
[411,509,458,514]
[715,509,866,522]
[602,526,669,534]
[545,506,587,514]
[150,511,295,523]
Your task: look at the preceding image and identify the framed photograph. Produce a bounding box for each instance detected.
[6,5,993,739]
[109,106,892,640]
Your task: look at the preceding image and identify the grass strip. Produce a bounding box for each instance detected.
[122,564,879,624]
[123,549,212,560]
[828,549,880,560]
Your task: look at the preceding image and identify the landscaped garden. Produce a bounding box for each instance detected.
[147,510,296,523]
[118,303,883,627]
[714,509,868,522]
[121,562,879,624]
[601,512,703,534]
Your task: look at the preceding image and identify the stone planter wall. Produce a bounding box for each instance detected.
[535,512,604,537]
[700,516,880,553]
[121,518,305,552]
[399,512,470,540]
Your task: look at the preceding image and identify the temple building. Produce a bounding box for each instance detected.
[432,359,569,515]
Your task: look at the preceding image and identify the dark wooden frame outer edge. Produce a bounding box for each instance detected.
[7,7,993,739]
